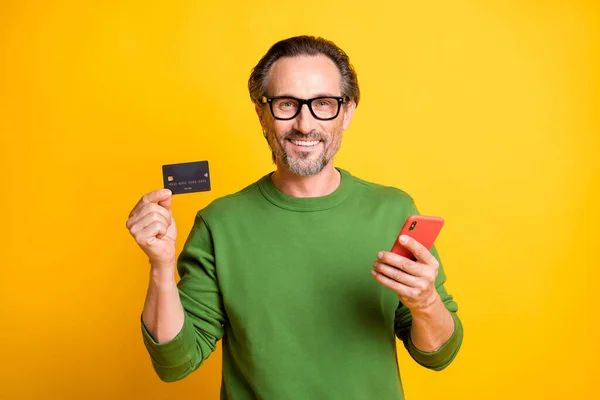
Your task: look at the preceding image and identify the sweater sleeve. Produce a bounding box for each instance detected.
[394,243,464,370]
[141,212,227,382]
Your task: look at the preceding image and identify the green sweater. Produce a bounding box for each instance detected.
[141,168,463,399]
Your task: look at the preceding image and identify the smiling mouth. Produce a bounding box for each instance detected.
[287,139,321,147]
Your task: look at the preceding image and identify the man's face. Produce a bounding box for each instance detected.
[256,55,355,176]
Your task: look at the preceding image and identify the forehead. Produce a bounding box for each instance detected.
[267,55,342,97]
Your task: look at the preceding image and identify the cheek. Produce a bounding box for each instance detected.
[323,121,344,141]
[266,124,290,146]
[272,120,293,136]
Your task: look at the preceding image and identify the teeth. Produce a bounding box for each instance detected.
[290,140,319,147]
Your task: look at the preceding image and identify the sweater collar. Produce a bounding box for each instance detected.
[258,168,354,212]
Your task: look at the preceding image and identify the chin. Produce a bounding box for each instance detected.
[285,157,328,176]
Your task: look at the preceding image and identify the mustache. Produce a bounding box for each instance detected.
[282,130,325,141]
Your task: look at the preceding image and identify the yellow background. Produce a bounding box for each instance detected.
[1,1,599,399]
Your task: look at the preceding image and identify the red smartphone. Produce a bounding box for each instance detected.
[390,215,444,260]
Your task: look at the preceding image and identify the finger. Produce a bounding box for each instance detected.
[134,221,167,246]
[127,203,172,230]
[377,251,422,277]
[397,235,438,265]
[371,270,417,298]
[129,189,172,218]
[128,211,169,236]
[373,261,423,289]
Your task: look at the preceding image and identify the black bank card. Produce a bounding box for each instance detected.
[162,161,211,194]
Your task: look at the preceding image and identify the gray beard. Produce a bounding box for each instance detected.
[281,145,328,176]
[265,128,342,176]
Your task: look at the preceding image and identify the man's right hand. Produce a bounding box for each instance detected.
[126,189,177,267]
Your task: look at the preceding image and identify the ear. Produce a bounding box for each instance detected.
[255,103,267,133]
[341,100,356,130]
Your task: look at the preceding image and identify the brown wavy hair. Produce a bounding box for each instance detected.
[248,35,360,107]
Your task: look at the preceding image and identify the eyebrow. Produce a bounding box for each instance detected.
[272,93,341,98]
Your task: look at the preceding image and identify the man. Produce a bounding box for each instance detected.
[126,36,463,399]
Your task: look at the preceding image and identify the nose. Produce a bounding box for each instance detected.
[292,103,317,134]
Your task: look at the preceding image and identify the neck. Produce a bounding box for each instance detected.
[271,162,341,198]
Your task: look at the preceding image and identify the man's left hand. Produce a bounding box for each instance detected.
[371,234,441,312]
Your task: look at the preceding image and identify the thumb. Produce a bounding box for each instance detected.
[158,191,172,211]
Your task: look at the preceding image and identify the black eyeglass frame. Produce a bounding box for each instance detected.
[260,95,348,121]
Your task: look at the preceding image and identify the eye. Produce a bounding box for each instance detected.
[314,98,336,108]
[321,99,334,105]
[274,99,298,110]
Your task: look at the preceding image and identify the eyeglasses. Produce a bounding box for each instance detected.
[260,95,347,121]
